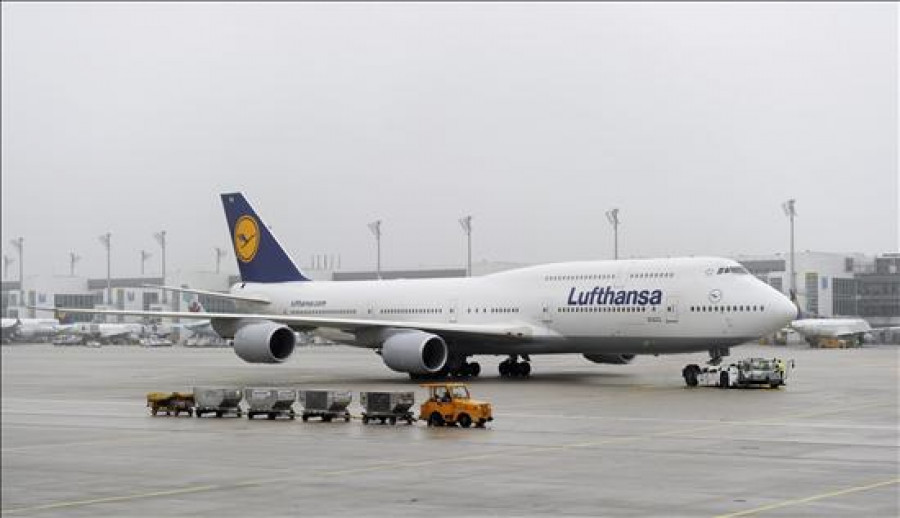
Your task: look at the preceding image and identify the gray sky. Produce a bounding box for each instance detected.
[2,2,897,279]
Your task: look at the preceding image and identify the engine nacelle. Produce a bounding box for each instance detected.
[583,353,635,365]
[381,331,449,375]
[233,320,296,364]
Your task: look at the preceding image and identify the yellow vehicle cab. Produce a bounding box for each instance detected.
[420,383,492,428]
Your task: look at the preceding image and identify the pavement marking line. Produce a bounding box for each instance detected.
[1,483,246,515]
[714,477,900,518]
[3,399,893,515]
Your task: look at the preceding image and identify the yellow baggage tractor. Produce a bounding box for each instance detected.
[146,392,195,417]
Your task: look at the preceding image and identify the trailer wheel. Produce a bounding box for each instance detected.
[389,416,397,425]
[215,411,223,418]
[345,414,351,423]
[151,407,158,416]
[362,416,369,424]
[458,414,472,428]
[267,413,276,420]
[323,415,333,423]
[719,371,729,388]
[302,415,309,422]
[476,420,486,428]
[428,412,444,427]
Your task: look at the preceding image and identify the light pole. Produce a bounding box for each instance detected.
[368,220,382,280]
[69,252,81,277]
[459,215,472,277]
[605,209,620,260]
[98,233,111,305]
[214,247,226,274]
[3,254,13,280]
[9,238,23,308]
[140,250,152,276]
[782,199,797,300]
[154,231,167,303]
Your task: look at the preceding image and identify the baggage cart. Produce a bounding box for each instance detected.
[146,391,194,417]
[360,391,416,425]
[193,387,243,418]
[244,387,297,420]
[298,390,352,422]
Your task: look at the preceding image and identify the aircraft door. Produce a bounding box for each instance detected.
[541,299,553,324]
[666,297,679,323]
[448,299,458,323]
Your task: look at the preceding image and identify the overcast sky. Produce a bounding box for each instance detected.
[2,2,897,280]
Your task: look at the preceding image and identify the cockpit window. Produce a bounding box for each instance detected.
[717,266,749,275]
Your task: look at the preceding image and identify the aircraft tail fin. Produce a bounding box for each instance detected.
[220,192,310,283]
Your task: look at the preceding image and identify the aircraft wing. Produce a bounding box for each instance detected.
[143,285,271,305]
[31,307,548,341]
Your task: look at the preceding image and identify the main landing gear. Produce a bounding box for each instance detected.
[499,355,531,378]
[682,347,730,387]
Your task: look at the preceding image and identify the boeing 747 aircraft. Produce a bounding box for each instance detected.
[39,192,798,379]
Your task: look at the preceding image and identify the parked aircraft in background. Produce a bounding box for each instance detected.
[39,192,797,379]
[790,318,872,347]
[1,318,61,343]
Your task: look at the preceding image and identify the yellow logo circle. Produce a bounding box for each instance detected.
[233,215,260,263]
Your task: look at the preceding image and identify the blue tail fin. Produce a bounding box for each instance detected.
[220,192,310,283]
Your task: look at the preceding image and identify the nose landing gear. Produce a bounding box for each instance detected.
[499,355,531,378]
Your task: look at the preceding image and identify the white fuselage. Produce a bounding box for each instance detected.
[230,257,796,356]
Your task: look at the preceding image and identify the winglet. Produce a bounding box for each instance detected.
[220,193,310,283]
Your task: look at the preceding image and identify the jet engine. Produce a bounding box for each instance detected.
[583,353,635,365]
[232,320,296,363]
[381,331,449,375]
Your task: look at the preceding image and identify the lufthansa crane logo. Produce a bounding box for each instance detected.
[708,289,723,303]
[234,215,260,263]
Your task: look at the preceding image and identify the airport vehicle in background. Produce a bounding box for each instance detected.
[298,390,352,422]
[139,336,174,347]
[683,357,793,389]
[40,192,798,381]
[61,322,145,345]
[244,387,297,420]
[146,392,195,416]
[790,318,871,348]
[193,387,243,418]
[420,383,493,428]
[360,391,416,425]
[53,335,84,346]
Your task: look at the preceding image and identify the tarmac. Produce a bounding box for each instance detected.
[2,342,898,517]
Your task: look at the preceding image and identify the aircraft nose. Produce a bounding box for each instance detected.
[772,293,799,326]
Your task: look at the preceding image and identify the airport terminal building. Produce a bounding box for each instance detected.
[737,252,900,328]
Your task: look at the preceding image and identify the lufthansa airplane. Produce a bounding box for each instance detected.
[41,192,798,379]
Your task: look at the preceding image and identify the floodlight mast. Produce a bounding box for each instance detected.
[69,252,81,277]
[782,199,797,300]
[459,215,472,277]
[98,233,111,305]
[368,220,382,280]
[214,247,226,274]
[605,209,620,260]
[140,250,152,276]
[154,231,167,303]
[9,237,23,310]
[3,254,13,280]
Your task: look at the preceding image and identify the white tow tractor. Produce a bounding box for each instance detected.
[683,357,794,389]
